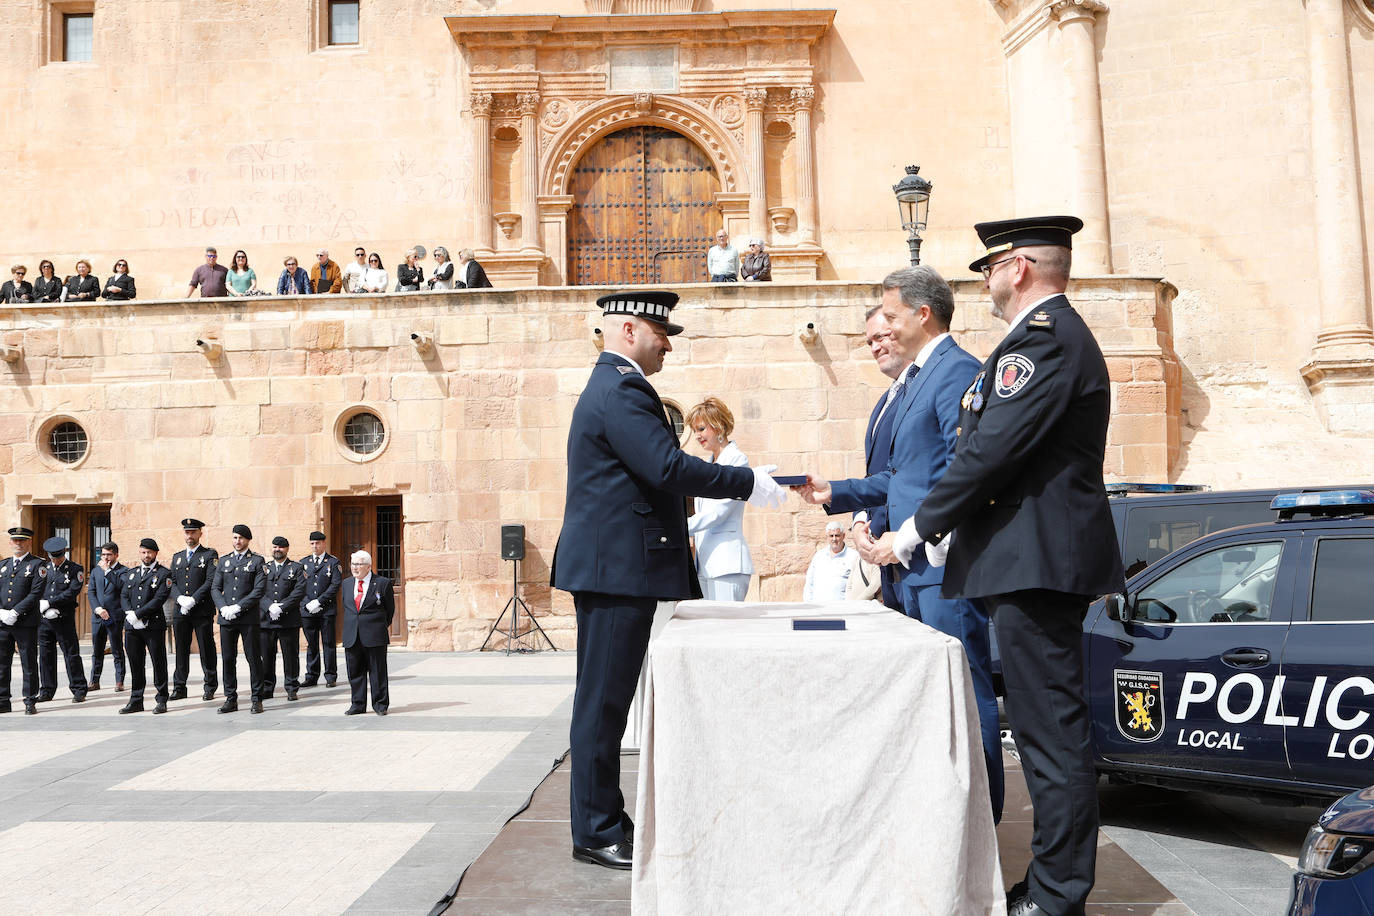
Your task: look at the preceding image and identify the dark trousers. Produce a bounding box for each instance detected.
[301,614,337,682]
[905,581,1004,824]
[90,614,126,685]
[709,273,738,282]
[0,625,39,704]
[220,622,264,702]
[343,641,388,712]
[124,626,169,704]
[260,626,301,694]
[172,614,218,690]
[879,564,900,610]
[990,590,1098,916]
[38,613,88,699]
[569,592,654,848]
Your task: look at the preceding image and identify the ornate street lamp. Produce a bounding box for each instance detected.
[893,165,932,266]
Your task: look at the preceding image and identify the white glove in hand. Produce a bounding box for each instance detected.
[125,611,138,628]
[747,465,786,510]
[43,608,60,620]
[0,610,17,626]
[39,599,50,612]
[306,599,321,613]
[221,604,240,621]
[925,533,952,569]
[177,595,195,610]
[269,602,282,621]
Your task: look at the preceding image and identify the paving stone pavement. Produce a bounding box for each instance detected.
[0,649,576,916]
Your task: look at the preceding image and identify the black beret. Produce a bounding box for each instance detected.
[232,524,253,540]
[309,531,327,541]
[271,536,289,547]
[139,537,159,551]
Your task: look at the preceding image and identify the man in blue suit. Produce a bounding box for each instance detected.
[551,289,784,870]
[798,266,1002,822]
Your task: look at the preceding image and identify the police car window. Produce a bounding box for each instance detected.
[1134,540,1283,624]
[1121,501,1274,577]
[1309,538,1374,622]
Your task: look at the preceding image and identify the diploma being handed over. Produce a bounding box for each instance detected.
[792,474,951,569]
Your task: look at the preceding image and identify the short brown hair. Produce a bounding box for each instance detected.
[686,396,735,439]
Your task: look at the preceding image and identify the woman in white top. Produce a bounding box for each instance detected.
[428,246,456,290]
[362,252,389,292]
[685,397,754,601]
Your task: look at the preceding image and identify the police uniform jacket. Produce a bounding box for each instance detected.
[260,559,306,629]
[121,563,172,631]
[550,351,755,600]
[0,553,44,627]
[912,295,1125,599]
[302,553,342,615]
[169,545,219,620]
[340,575,395,648]
[211,550,267,625]
[88,562,126,618]
[40,559,85,615]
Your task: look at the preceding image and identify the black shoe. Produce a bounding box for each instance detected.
[37,693,54,702]
[24,702,37,715]
[218,700,238,714]
[153,701,168,715]
[300,679,318,688]
[169,687,188,701]
[72,694,86,703]
[260,691,274,700]
[374,708,388,716]
[572,842,633,870]
[88,681,101,691]
[1007,896,1051,916]
[119,702,144,714]
[203,688,216,701]
[1006,877,1029,910]
[344,706,365,715]
[286,690,298,701]
[250,700,263,714]
[115,683,125,692]
[325,678,337,688]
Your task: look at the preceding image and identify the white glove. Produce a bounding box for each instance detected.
[177,595,195,610]
[306,599,321,613]
[925,533,952,569]
[269,602,282,621]
[0,609,17,626]
[39,599,50,612]
[125,611,138,628]
[747,465,786,509]
[221,604,240,620]
[43,608,60,620]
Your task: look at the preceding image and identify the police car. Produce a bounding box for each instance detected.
[1086,489,1374,803]
[1288,783,1374,915]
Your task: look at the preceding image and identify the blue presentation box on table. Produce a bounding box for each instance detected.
[792,619,846,631]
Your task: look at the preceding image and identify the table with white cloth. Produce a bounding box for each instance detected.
[631,599,1004,916]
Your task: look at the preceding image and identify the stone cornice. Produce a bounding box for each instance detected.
[446,10,835,47]
[1000,0,1107,55]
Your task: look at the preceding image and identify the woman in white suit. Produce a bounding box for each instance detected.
[686,398,754,601]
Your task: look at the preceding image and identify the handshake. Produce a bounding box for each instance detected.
[789,474,951,569]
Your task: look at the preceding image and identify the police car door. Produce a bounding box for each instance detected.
[1087,530,1297,779]
[1279,528,1374,793]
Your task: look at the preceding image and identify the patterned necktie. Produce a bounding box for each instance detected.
[356,578,365,609]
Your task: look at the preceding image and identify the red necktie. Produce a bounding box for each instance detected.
[356,579,365,609]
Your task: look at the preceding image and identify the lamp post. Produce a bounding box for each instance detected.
[893,165,932,266]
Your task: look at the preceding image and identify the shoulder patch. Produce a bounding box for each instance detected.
[1027,310,1054,330]
[616,365,634,375]
[994,353,1035,398]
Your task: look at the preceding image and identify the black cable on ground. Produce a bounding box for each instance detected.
[426,748,572,916]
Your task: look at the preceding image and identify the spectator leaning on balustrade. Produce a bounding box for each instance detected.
[225,250,259,297]
[310,249,342,294]
[102,259,136,301]
[707,229,740,282]
[396,248,424,291]
[362,253,388,293]
[32,261,62,302]
[741,239,771,282]
[341,246,368,293]
[2,265,33,303]
[428,246,456,290]
[277,256,310,295]
[457,248,492,289]
[186,247,229,298]
[65,259,101,302]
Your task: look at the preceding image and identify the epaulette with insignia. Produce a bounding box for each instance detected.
[617,366,634,375]
[1027,310,1054,330]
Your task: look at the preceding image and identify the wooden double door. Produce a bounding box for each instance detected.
[568,125,720,286]
[30,505,111,639]
[329,496,406,644]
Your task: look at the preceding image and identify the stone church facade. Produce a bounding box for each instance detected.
[2,0,1373,648]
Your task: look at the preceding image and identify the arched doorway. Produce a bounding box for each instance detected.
[567,125,719,285]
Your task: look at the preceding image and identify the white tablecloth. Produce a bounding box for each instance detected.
[631,600,1004,915]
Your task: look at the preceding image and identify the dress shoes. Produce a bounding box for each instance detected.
[286,690,298,701]
[1007,896,1051,916]
[325,678,337,688]
[24,702,37,715]
[37,693,54,702]
[153,701,168,715]
[218,699,238,714]
[571,841,633,870]
[344,706,365,715]
[374,708,388,716]
[88,681,101,691]
[299,679,318,688]
[72,694,86,703]
[169,687,188,701]
[260,691,275,700]
[1006,877,1029,910]
[115,682,125,692]
[119,701,144,714]
[250,700,263,714]
[202,687,216,701]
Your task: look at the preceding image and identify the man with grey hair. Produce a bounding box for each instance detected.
[797,265,1001,822]
[340,548,395,716]
[802,521,854,602]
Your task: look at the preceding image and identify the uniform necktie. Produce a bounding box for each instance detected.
[356,579,365,609]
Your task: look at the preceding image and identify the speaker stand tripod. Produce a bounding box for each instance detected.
[481,557,556,654]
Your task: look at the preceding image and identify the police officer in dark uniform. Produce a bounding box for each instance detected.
[120,537,173,714]
[550,290,784,870]
[88,541,127,692]
[0,526,44,714]
[259,536,306,701]
[37,536,89,703]
[168,518,220,701]
[884,216,1125,916]
[212,523,267,714]
[300,531,341,688]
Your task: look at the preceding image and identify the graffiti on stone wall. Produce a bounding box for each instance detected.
[386,152,469,203]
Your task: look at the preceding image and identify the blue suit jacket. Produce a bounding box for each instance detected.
[551,351,754,600]
[862,385,898,536]
[827,335,980,587]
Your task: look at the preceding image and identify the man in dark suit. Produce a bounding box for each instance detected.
[339,549,395,716]
[892,217,1125,916]
[87,541,127,692]
[37,536,89,703]
[550,289,784,870]
[300,531,342,688]
[800,266,1001,822]
[259,536,306,701]
[211,524,267,714]
[120,538,172,714]
[168,518,219,701]
[0,527,44,714]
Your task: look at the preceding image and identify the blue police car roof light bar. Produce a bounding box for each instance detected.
[1271,489,1374,517]
[1106,483,1209,495]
